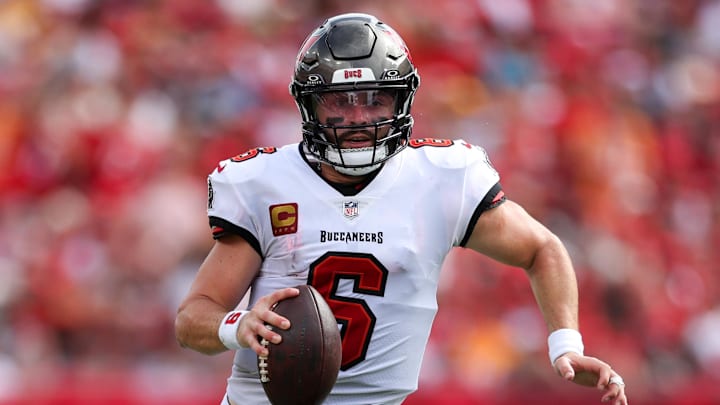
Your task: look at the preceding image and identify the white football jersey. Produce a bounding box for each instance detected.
[207,139,503,405]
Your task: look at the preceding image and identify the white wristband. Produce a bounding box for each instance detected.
[218,310,249,351]
[548,328,584,365]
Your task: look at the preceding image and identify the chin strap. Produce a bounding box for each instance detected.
[324,144,389,174]
[333,162,383,176]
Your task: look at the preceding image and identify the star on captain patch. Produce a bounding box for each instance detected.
[343,200,359,219]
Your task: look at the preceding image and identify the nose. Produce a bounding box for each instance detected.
[345,105,372,125]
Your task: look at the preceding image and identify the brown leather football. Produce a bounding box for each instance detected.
[257,285,342,405]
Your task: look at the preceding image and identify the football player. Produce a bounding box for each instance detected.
[175,13,628,405]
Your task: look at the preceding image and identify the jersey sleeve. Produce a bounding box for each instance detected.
[452,141,505,247]
[206,161,262,256]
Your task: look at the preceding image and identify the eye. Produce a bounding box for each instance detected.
[370,92,395,107]
[334,96,351,107]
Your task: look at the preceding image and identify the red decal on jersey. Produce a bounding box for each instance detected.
[308,252,388,371]
[492,190,505,203]
[217,162,226,173]
[408,138,454,148]
[269,203,298,236]
[225,312,242,324]
[230,147,277,162]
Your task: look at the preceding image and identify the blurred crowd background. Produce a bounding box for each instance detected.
[0,0,719,404]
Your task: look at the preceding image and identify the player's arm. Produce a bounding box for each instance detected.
[464,199,578,331]
[464,200,628,404]
[174,234,298,356]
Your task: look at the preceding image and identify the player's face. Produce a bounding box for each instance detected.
[313,90,397,148]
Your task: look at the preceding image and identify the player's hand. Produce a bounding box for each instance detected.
[553,352,628,405]
[235,287,300,357]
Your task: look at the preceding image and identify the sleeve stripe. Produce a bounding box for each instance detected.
[208,216,263,258]
[492,190,505,203]
[459,182,506,247]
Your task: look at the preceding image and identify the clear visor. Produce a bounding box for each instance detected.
[311,90,398,113]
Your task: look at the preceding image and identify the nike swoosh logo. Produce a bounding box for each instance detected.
[217,163,226,173]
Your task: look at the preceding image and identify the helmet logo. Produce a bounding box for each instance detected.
[307,74,324,85]
[332,68,376,83]
[344,69,363,80]
[384,70,400,78]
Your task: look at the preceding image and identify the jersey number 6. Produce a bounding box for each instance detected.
[307,252,388,370]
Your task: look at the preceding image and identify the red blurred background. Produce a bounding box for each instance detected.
[0,0,718,404]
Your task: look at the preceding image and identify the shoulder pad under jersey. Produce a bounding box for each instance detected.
[407,138,498,174]
[209,146,280,182]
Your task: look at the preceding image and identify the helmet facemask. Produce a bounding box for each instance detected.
[300,89,413,175]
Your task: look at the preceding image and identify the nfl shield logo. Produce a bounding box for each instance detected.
[343,201,359,219]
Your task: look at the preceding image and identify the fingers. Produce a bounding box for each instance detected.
[236,287,300,356]
[553,353,603,386]
[594,362,613,390]
[553,356,577,381]
[601,374,628,405]
[554,353,628,404]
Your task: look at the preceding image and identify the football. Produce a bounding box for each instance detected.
[257,285,342,405]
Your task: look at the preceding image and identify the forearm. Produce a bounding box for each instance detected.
[175,296,230,355]
[525,234,579,332]
[175,236,262,355]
